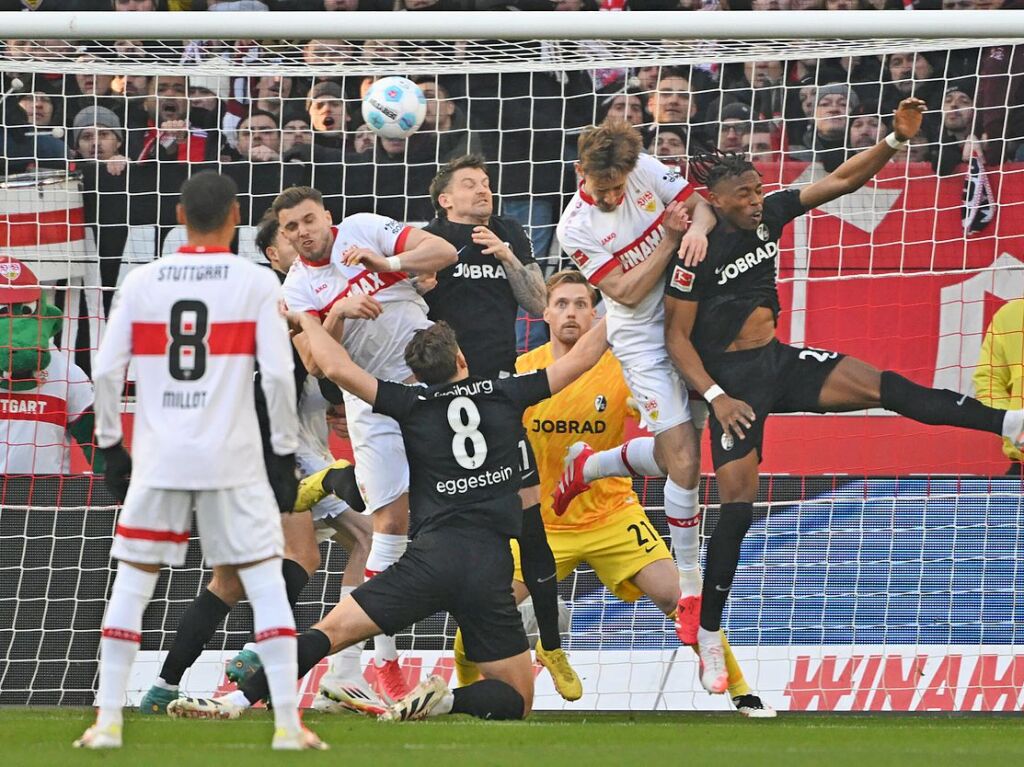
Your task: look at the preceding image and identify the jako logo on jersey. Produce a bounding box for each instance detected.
[721,432,735,451]
[715,241,779,286]
[570,250,590,267]
[757,223,770,241]
[452,263,507,280]
[601,232,616,245]
[314,283,330,294]
[594,394,607,412]
[670,265,695,293]
[616,224,665,271]
[530,419,606,435]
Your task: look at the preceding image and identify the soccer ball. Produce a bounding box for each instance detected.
[361,76,427,140]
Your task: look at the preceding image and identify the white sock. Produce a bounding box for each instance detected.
[238,558,299,733]
[664,480,701,592]
[366,533,407,665]
[697,626,722,648]
[96,563,159,729]
[221,689,251,708]
[586,437,661,482]
[325,586,365,681]
[434,689,455,716]
[1001,409,1023,440]
[153,678,178,692]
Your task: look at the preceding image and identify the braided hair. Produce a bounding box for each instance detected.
[688,149,758,190]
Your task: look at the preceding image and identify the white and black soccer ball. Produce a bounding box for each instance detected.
[361,76,427,140]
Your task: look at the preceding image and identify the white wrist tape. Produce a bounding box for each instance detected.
[885,132,908,150]
[385,255,402,272]
[703,384,725,402]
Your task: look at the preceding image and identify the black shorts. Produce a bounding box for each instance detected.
[704,340,844,469]
[519,434,538,487]
[351,524,529,663]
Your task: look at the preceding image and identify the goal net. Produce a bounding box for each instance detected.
[2,10,1023,712]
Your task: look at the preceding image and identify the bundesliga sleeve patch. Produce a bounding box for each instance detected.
[670,265,695,293]
[570,249,590,268]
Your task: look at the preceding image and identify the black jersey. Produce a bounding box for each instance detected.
[373,371,551,537]
[422,215,536,378]
[664,188,806,356]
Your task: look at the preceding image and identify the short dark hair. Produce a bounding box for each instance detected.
[240,108,279,129]
[272,185,323,217]
[404,322,460,385]
[688,150,758,190]
[429,154,489,218]
[545,269,597,307]
[179,172,238,234]
[255,210,279,258]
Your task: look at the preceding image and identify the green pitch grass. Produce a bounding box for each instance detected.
[2,708,1023,767]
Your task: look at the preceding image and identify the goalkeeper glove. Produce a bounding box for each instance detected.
[266,452,300,513]
[100,442,132,503]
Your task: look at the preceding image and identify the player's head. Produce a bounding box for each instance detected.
[272,185,333,264]
[255,210,299,274]
[688,150,762,231]
[429,154,493,224]
[576,120,643,213]
[544,269,598,348]
[404,321,467,385]
[176,172,241,239]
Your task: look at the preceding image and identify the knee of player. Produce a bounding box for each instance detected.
[285,542,321,576]
[651,586,681,616]
[207,570,245,605]
[515,679,534,718]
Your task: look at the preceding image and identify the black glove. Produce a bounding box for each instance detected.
[100,442,132,503]
[267,452,300,513]
[323,462,366,512]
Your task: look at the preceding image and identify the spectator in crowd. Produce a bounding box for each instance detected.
[127,75,219,162]
[73,60,117,102]
[648,67,698,126]
[748,121,779,163]
[975,22,1024,165]
[188,76,230,115]
[306,80,349,153]
[716,102,753,153]
[251,75,295,122]
[235,109,281,163]
[17,88,59,129]
[0,256,102,476]
[111,74,149,101]
[848,106,882,152]
[352,123,376,154]
[363,133,437,222]
[879,51,944,121]
[73,105,129,172]
[890,131,933,165]
[718,60,783,122]
[648,123,688,168]
[974,298,1024,476]
[934,81,982,174]
[2,82,67,174]
[790,83,858,172]
[595,84,647,127]
[281,113,313,156]
[408,78,483,164]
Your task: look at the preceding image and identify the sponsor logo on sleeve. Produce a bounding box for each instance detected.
[670,265,695,293]
[384,219,404,234]
[570,249,590,268]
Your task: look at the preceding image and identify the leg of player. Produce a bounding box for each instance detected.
[697,452,759,696]
[74,560,160,749]
[630,559,775,718]
[365,495,411,702]
[817,357,1024,445]
[517,483,582,702]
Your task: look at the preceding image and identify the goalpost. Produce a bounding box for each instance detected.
[1,10,1023,712]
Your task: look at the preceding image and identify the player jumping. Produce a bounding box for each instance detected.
[80,172,323,750]
[167,311,611,723]
[660,97,1024,693]
[555,120,714,646]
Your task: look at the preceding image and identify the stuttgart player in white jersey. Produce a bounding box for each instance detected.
[554,121,714,645]
[273,185,457,699]
[81,173,323,751]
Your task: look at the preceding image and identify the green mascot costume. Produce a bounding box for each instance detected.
[0,256,103,474]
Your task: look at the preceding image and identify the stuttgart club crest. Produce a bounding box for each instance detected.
[0,261,22,282]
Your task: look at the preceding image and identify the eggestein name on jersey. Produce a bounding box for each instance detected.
[715,240,779,286]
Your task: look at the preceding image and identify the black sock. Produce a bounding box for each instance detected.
[281,558,310,607]
[241,628,331,705]
[451,679,525,720]
[518,503,560,651]
[159,588,232,686]
[700,502,754,633]
[880,371,1004,435]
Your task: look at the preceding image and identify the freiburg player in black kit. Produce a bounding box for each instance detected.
[663,97,1024,694]
[169,312,609,722]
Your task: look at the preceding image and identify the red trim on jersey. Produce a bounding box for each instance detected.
[102,627,142,643]
[297,254,332,268]
[177,245,233,255]
[587,256,620,286]
[0,206,86,248]
[364,568,381,579]
[116,524,190,543]
[578,181,596,206]
[255,627,297,642]
[208,321,256,355]
[394,225,413,254]
[0,393,68,426]
[318,270,409,318]
[667,513,702,529]
[131,322,169,355]
[612,210,668,259]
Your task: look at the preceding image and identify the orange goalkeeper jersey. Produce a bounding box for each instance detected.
[516,343,641,531]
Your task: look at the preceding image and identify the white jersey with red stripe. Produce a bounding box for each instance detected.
[557,153,693,367]
[0,350,94,474]
[92,246,299,490]
[282,213,430,381]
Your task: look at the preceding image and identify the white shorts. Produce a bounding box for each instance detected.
[621,361,692,434]
[344,389,409,513]
[111,483,284,567]
[296,451,350,524]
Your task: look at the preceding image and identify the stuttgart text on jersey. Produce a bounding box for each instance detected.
[156,264,232,282]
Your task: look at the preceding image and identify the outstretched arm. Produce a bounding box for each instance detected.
[291,312,378,405]
[344,228,458,275]
[799,97,926,210]
[545,317,609,395]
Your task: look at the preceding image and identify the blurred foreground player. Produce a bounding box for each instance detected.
[662,98,1024,693]
[81,172,324,749]
[168,314,609,722]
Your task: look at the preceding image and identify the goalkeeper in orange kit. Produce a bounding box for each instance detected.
[453,270,775,717]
